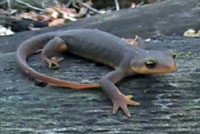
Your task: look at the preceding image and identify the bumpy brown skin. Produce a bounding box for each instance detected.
[16,29,177,117]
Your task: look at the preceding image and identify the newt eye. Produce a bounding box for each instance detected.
[145,59,156,69]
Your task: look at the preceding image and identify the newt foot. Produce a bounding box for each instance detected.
[112,93,140,117]
[48,57,64,69]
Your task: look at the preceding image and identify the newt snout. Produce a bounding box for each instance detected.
[131,50,177,75]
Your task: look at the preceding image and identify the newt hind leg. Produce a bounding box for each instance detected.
[41,37,68,69]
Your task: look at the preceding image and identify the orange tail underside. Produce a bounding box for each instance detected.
[49,81,101,90]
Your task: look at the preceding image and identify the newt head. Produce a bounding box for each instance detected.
[130,50,177,75]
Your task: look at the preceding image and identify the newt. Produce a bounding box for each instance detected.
[16,29,177,117]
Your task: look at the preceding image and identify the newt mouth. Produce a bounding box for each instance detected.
[168,62,177,72]
[152,62,177,74]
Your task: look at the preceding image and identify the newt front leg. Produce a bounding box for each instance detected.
[100,69,140,117]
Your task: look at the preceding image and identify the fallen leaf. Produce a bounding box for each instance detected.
[15,11,38,20]
[55,3,77,18]
[36,15,51,21]
[46,8,59,19]
[0,25,14,36]
[48,18,65,26]
[130,3,136,8]
[184,29,200,37]
[123,38,139,47]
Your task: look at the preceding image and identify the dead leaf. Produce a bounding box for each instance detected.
[48,19,65,27]
[55,3,77,18]
[0,25,14,36]
[36,15,51,21]
[15,11,50,22]
[15,11,38,20]
[130,3,136,8]
[184,29,200,38]
[46,8,59,19]
[123,38,139,47]
[74,0,93,18]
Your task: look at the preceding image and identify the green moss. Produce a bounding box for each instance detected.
[173,50,197,59]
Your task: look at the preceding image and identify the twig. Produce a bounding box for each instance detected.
[63,15,77,21]
[72,0,80,8]
[114,0,120,11]
[6,0,11,10]
[76,0,103,14]
[66,0,73,7]
[15,0,45,12]
[137,1,144,7]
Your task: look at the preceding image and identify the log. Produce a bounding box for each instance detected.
[0,0,200,133]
